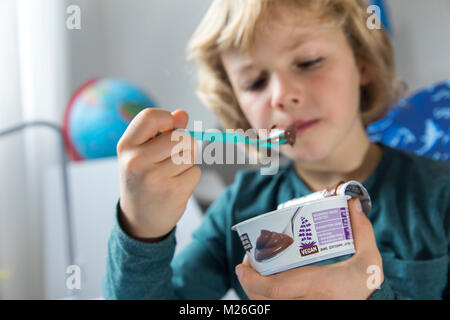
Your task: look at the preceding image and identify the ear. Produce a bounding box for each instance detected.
[358,62,371,86]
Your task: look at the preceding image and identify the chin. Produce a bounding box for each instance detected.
[281,141,332,163]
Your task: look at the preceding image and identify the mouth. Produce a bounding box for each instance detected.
[293,119,320,135]
[268,119,320,146]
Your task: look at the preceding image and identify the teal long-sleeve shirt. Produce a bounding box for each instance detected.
[103,144,450,300]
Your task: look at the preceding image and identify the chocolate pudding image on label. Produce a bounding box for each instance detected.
[254,230,293,262]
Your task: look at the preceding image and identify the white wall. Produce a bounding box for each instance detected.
[389,0,450,91]
[16,0,70,299]
[0,0,31,299]
[0,0,70,299]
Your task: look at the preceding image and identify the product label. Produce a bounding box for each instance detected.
[299,245,319,256]
[297,216,318,254]
[312,207,352,245]
[293,206,353,259]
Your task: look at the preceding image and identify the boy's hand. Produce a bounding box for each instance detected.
[117,108,201,240]
[235,198,384,299]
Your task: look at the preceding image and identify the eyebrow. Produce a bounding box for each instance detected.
[237,63,256,75]
[284,33,309,51]
[234,34,310,75]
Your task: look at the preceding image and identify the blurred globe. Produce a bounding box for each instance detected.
[63,78,157,160]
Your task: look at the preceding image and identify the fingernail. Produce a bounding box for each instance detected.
[354,198,362,213]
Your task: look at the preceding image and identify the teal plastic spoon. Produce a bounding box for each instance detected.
[155,124,296,149]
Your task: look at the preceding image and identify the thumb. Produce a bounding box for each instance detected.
[172,109,189,129]
[235,255,252,278]
[348,198,376,255]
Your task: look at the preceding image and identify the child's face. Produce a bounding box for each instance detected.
[221,7,368,162]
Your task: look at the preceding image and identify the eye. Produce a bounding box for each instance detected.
[245,76,267,91]
[297,57,323,70]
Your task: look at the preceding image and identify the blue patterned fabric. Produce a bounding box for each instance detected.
[367,79,450,161]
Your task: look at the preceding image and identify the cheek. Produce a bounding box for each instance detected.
[238,94,270,129]
[311,62,361,125]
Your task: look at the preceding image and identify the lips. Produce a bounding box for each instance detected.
[294,119,319,130]
[269,119,320,141]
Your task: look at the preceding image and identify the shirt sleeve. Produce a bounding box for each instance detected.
[102,186,236,300]
[102,201,178,299]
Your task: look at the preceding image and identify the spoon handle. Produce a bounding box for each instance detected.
[155,129,283,147]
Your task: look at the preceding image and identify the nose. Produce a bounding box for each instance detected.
[270,73,302,111]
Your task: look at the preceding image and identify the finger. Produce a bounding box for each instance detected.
[238,254,314,299]
[142,130,197,164]
[152,147,197,178]
[242,254,251,265]
[348,198,377,256]
[172,164,202,196]
[235,262,273,299]
[172,109,189,129]
[168,130,199,165]
[239,256,276,299]
[119,108,178,148]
